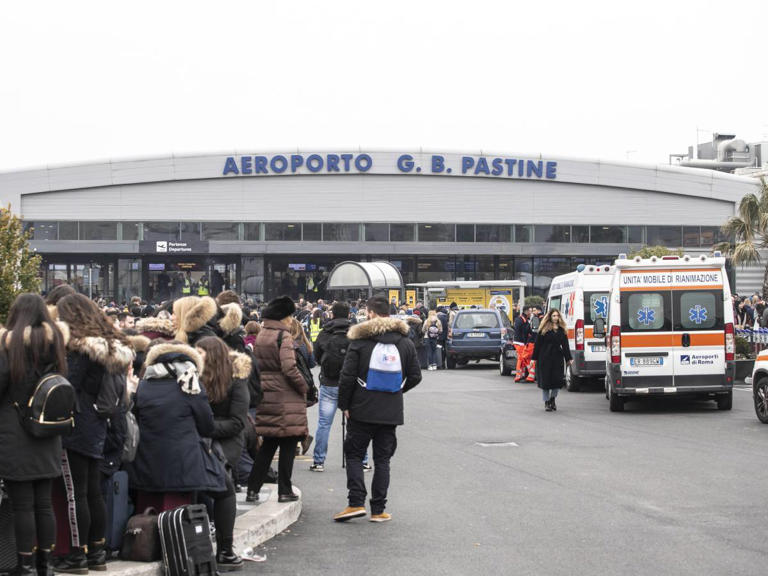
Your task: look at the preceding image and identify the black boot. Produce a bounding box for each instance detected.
[36,550,53,576]
[12,554,36,576]
[245,490,259,503]
[86,541,107,572]
[545,400,553,412]
[216,547,243,572]
[52,547,88,575]
[551,397,557,411]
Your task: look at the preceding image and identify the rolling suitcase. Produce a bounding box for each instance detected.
[158,505,217,576]
[0,483,17,574]
[136,491,193,514]
[102,471,132,553]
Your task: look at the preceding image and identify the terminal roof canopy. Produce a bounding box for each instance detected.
[327,261,404,295]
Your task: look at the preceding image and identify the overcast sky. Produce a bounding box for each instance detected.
[0,0,765,171]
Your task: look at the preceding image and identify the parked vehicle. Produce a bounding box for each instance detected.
[602,252,735,412]
[408,281,525,322]
[446,308,512,369]
[547,264,613,391]
[748,355,768,423]
[499,337,517,376]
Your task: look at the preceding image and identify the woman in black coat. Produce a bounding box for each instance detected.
[54,294,134,574]
[194,337,251,471]
[129,340,243,571]
[531,308,572,412]
[0,294,69,576]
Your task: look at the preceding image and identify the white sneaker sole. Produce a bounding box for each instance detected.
[369,515,391,523]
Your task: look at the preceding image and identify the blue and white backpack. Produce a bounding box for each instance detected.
[357,342,404,393]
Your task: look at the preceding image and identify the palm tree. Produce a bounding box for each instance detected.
[720,178,768,297]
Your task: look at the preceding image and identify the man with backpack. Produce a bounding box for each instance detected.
[334,296,422,523]
[309,302,353,472]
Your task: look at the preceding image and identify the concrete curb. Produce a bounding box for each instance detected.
[105,487,302,576]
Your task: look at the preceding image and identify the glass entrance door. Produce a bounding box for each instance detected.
[144,258,238,303]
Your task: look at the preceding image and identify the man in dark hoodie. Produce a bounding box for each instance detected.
[334,296,422,523]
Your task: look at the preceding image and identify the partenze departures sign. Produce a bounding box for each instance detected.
[221,152,558,180]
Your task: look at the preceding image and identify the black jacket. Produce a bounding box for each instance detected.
[63,336,133,460]
[532,327,572,390]
[513,315,532,345]
[0,323,69,481]
[338,317,422,426]
[209,352,251,469]
[314,318,351,387]
[128,342,227,493]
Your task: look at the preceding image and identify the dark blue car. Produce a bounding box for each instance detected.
[446,309,513,369]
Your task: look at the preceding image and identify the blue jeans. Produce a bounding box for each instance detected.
[313,385,368,466]
[542,388,559,402]
[426,338,438,366]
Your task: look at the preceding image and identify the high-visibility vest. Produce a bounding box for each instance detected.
[197,280,209,296]
[309,318,322,342]
[182,278,192,295]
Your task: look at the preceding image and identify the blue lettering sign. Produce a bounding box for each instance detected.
[327,154,340,172]
[461,156,474,174]
[474,157,490,175]
[397,154,414,172]
[527,160,543,178]
[223,157,239,175]
[253,156,268,174]
[270,155,287,174]
[504,158,516,176]
[491,158,503,176]
[290,155,303,172]
[431,155,445,173]
[546,161,557,179]
[306,154,323,173]
[355,154,372,172]
[340,153,353,171]
[241,156,252,175]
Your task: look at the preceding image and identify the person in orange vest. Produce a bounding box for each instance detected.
[525,307,544,383]
[512,306,533,382]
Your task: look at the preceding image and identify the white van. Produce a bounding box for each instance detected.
[547,265,614,391]
[601,253,735,412]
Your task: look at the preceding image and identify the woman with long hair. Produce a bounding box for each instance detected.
[531,308,573,412]
[195,337,250,472]
[54,294,134,574]
[0,294,69,576]
[422,310,443,370]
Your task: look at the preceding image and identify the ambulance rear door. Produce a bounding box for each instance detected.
[620,289,674,388]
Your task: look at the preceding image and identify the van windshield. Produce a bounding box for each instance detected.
[455,312,500,330]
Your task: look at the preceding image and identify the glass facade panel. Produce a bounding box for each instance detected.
[244,223,261,241]
[535,225,570,243]
[700,226,729,246]
[118,259,141,303]
[144,222,179,241]
[533,257,573,297]
[476,224,510,242]
[515,225,533,243]
[122,222,141,241]
[628,226,643,243]
[180,222,200,242]
[419,223,455,242]
[683,226,700,247]
[364,223,389,242]
[646,226,682,247]
[202,222,239,241]
[80,222,118,241]
[59,221,78,240]
[417,256,455,282]
[475,256,495,280]
[265,223,301,241]
[323,223,359,241]
[456,224,475,242]
[572,225,590,243]
[590,225,625,243]
[390,223,415,242]
[32,222,58,241]
[303,223,322,241]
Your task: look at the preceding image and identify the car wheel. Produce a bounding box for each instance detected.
[755,378,768,423]
[457,359,469,366]
[717,391,733,411]
[500,355,513,376]
[608,384,624,412]
[447,356,457,370]
[565,365,581,392]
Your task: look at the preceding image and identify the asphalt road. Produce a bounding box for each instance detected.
[245,364,768,576]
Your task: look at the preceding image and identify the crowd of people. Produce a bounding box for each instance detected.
[0,287,426,575]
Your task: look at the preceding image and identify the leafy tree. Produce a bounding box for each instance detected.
[524,295,545,309]
[720,178,768,298]
[628,245,683,259]
[0,205,41,323]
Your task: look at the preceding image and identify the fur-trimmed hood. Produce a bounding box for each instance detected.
[126,334,151,354]
[47,305,59,321]
[145,342,204,374]
[181,297,218,334]
[230,351,252,380]
[403,315,423,327]
[348,316,410,341]
[219,303,243,336]
[68,336,135,373]
[0,321,70,349]
[135,317,175,338]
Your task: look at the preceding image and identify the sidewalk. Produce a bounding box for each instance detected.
[105,486,301,576]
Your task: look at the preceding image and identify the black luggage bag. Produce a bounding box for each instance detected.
[103,470,132,553]
[158,505,217,576]
[0,483,16,574]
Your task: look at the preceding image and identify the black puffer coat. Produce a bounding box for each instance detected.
[63,336,134,460]
[129,342,227,493]
[0,323,70,481]
[209,352,251,469]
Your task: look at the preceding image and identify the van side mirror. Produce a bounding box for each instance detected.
[593,318,606,339]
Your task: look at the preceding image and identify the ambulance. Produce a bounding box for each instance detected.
[601,253,735,412]
[547,264,614,391]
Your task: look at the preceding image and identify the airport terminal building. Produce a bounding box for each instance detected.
[0,150,759,303]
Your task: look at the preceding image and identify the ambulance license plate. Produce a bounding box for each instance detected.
[591,344,606,352]
[467,333,486,338]
[630,357,663,366]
